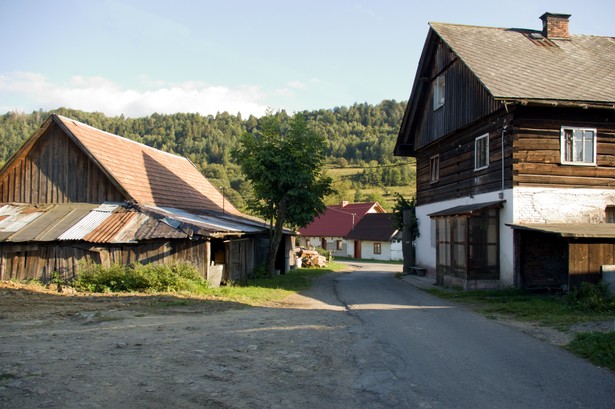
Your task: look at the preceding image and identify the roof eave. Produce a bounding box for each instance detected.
[498,98,615,110]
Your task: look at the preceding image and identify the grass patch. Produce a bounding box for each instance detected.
[427,288,615,330]
[567,332,615,372]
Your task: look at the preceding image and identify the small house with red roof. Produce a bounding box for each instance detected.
[298,201,384,257]
[0,114,292,283]
[346,213,402,261]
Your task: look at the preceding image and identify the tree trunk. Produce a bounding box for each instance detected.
[266,199,287,277]
[402,208,415,273]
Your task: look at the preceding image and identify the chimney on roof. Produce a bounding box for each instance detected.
[341,201,349,207]
[540,12,571,39]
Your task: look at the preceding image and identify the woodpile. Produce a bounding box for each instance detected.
[297,249,328,268]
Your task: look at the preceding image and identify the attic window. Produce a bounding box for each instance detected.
[433,75,445,110]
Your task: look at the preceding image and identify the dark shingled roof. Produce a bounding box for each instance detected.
[429,21,615,105]
[346,213,398,241]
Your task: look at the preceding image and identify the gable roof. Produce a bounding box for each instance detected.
[346,213,398,241]
[429,21,615,105]
[46,115,242,215]
[298,202,384,238]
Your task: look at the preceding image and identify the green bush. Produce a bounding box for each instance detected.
[565,282,615,313]
[73,263,206,293]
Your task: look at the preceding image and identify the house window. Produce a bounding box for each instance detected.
[433,75,445,110]
[374,242,382,254]
[607,206,615,223]
[305,239,311,248]
[475,134,489,170]
[561,127,596,165]
[430,155,440,183]
[336,240,343,250]
[434,207,500,281]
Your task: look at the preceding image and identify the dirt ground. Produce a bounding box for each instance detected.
[1,274,612,408]
[0,275,364,409]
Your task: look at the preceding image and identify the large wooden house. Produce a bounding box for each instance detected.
[0,114,293,283]
[395,13,615,290]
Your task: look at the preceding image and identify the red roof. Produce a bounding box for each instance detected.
[298,202,384,237]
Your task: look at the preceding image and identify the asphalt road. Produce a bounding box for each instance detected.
[335,262,615,409]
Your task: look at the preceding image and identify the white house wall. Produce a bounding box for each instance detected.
[414,190,515,286]
[513,187,615,223]
[301,235,348,257]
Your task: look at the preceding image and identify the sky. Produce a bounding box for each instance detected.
[1,0,614,118]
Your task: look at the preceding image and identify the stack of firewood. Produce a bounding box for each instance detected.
[297,249,327,268]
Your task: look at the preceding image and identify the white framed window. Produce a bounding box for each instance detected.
[430,155,440,183]
[373,243,382,254]
[474,134,489,170]
[336,240,343,250]
[433,75,445,110]
[561,127,596,165]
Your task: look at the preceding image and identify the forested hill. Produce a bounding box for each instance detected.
[0,100,414,209]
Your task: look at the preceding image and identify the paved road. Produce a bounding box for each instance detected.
[335,261,615,409]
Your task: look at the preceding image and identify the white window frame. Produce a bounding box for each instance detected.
[373,242,382,255]
[560,126,597,166]
[430,155,440,183]
[474,133,489,171]
[433,75,445,110]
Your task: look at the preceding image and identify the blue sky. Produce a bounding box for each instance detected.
[1,0,614,118]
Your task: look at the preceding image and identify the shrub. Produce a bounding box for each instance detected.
[565,282,615,313]
[73,263,206,293]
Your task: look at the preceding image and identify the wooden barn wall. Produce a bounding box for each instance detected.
[512,107,615,188]
[414,42,500,150]
[0,240,209,282]
[415,112,514,205]
[568,240,615,288]
[0,122,125,204]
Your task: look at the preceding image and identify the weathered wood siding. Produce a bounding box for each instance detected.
[415,112,513,205]
[414,41,500,150]
[512,107,615,188]
[518,230,568,290]
[0,240,209,282]
[568,240,615,288]
[0,122,125,204]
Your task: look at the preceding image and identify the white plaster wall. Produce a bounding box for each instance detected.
[390,240,403,261]
[414,190,515,286]
[360,241,392,261]
[302,236,348,256]
[513,187,615,223]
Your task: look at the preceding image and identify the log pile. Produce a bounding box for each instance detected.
[297,249,327,268]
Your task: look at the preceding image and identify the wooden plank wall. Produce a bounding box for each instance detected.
[414,42,500,150]
[513,107,615,188]
[568,240,615,287]
[415,112,514,205]
[0,240,209,283]
[0,122,125,204]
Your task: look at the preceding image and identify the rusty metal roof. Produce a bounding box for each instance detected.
[0,202,269,244]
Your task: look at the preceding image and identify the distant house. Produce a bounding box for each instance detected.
[394,13,615,290]
[298,201,384,256]
[346,213,401,261]
[0,114,293,283]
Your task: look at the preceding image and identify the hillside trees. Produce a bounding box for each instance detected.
[0,100,412,209]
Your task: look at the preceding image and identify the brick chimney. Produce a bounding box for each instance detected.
[540,12,571,39]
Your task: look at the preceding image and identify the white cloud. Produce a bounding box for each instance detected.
[0,72,269,118]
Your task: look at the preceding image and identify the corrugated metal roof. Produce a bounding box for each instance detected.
[84,210,138,243]
[9,204,98,242]
[58,204,119,241]
[0,205,45,240]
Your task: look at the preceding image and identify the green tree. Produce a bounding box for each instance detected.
[233,113,333,276]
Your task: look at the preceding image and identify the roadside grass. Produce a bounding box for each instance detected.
[427,286,615,371]
[566,332,615,370]
[335,256,403,265]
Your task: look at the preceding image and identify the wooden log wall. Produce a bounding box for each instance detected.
[512,107,615,188]
[415,111,513,205]
[0,122,125,204]
[568,240,615,288]
[0,239,209,283]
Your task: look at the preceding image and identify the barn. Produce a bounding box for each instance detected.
[0,114,293,283]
